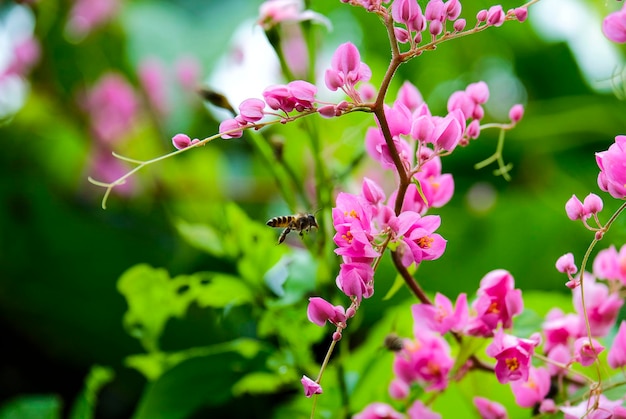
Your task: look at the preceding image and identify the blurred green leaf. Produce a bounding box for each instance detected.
[131,352,254,419]
[231,372,285,396]
[69,365,115,419]
[174,220,227,258]
[0,395,61,419]
[125,338,263,381]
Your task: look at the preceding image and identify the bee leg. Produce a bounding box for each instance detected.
[278,227,290,244]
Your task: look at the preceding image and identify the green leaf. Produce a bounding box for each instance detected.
[118,265,188,352]
[126,339,263,381]
[175,220,226,258]
[69,365,115,419]
[195,273,255,308]
[131,352,255,419]
[231,372,285,396]
[0,395,62,419]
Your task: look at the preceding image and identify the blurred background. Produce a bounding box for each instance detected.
[0,0,625,418]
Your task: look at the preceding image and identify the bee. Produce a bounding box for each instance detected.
[383,333,405,352]
[266,213,319,244]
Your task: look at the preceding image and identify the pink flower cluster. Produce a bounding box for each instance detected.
[218,80,317,139]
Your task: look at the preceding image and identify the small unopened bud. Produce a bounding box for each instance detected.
[514,7,528,22]
[333,331,342,341]
[453,18,466,32]
[508,104,524,123]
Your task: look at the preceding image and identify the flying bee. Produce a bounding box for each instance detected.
[383,333,405,352]
[266,213,319,244]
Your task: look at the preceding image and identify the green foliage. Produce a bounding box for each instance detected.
[0,396,61,419]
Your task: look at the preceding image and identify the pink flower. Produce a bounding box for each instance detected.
[353,403,403,419]
[466,270,523,336]
[219,118,244,139]
[138,58,169,117]
[262,81,317,113]
[573,337,604,366]
[392,0,425,33]
[335,262,374,301]
[572,276,623,337]
[473,396,508,419]
[486,329,539,384]
[542,308,579,353]
[171,133,200,150]
[407,400,441,419]
[608,320,626,369]
[83,73,138,145]
[393,329,453,391]
[412,292,468,334]
[565,194,585,220]
[431,111,464,152]
[175,56,201,92]
[400,215,447,266]
[396,81,423,112]
[300,375,322,397]
[453,18,466,32]
[510,366,550,408]
[325,42,372,102]
[556,253,578,275]
[596,135,626,199]
[238,98,266,123]
[508,104,524,123]
[592,245,623,282]
[602,4,626,43]
[306,297,346,327]
[66,0,120,38]
[486,5,505,27]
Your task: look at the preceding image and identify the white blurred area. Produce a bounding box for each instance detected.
[530,0,624,92]
[0,4,36,120]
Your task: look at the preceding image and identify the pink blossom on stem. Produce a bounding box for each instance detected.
[425,0,445,22]
[596,135,626,199]
[583,193,603,215]
[565,194,585,220]
[219,118,244,139]
[306,297,346,326]
[335,262,374,301]
[400,215,447,266]
[397,81,424,112]
[546,344,572,376]
[453,18,466,32]
[510,366,551,408]
[466,269,523,336]
[392,329,453,391]
[485,329,539,384]
[238,98,266,123]
[542,308,579,354]
[412,292,468,334]
[556,253,577,275]
[608,320,626,369]
[172,133,200,150]
[300,375,323,397]
[572,276,623,337]
[508,104,524,123]
[593,245,626,285]
[445,0,462,21]
[602,4,626,43]
[391,0,425,33]
[573,337,604,366]
[324,42,371,102]
[432,111,464,152]
[473,396,508,419]
[514,8,528,23]
[353,403,403,419]
[486,5,505,27]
